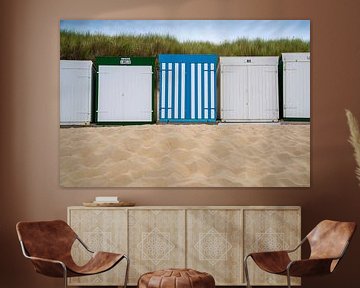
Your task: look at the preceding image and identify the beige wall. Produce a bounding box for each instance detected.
[1,0,360,287]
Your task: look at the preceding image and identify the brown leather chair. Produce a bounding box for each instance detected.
[244,220,356,288]
[16,220,129,288]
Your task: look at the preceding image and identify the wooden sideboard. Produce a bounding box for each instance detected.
[67,206,301,286]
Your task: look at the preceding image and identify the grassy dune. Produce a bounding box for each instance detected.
[60,31,310,60]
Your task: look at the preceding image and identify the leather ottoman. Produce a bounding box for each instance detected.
[138,268,215,288]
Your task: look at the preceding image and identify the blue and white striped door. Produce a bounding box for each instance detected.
[159,54,217,122]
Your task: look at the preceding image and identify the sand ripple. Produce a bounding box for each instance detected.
[60,124,310,187]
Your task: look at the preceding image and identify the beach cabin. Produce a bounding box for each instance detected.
[158,54,218,123]
[60,60,94,125]
[219,56,279,122]
[95,56,155,124]
[281,53,310,120]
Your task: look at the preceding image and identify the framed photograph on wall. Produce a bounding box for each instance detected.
[59,20,310,187]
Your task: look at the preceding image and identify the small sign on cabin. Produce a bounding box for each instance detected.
[120,57,131,65]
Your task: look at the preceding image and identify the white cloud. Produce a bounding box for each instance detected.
[60,20,310,43]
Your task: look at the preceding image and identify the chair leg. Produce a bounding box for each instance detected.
[244,255,252,288]
[123,255,130,288]
[286,269,291,288]
[62,264,68,288]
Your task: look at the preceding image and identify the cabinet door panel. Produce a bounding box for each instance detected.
[68,209,127,286]
[187,209,243,285]
[244,209,301,286]
[128,209,186,284]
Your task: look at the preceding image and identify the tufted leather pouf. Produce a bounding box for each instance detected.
[138,268,215,288]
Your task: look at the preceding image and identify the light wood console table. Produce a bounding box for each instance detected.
[67,206,301,286]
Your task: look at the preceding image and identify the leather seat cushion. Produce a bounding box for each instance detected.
[138,268,215,288]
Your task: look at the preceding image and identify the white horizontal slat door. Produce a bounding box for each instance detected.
[221,65,248,121]
[60,64,92,124]
[248,65,279,121]
[98,65,152,122]
[283,61,310,118]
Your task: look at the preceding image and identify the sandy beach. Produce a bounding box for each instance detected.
[60,124,310,187]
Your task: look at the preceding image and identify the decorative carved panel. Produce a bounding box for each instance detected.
[244,209,301,285]
[187,209,243,285]
[68,208,127,285]
[128,209,186,284]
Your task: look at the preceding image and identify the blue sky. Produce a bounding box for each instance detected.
[60,20,310,43]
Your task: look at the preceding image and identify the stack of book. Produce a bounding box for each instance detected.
[83,196,135,207]
[93,196,119,204]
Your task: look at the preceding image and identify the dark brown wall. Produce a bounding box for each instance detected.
[1,0,360,287]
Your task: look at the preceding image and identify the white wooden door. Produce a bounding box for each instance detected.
[221,65,278,121]
[97,65,152,122]
[60,62,92,124]
[248,65,278,120]
[221,65,248,120]
[283,61,310,118]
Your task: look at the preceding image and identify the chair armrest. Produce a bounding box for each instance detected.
[287,258,335,277]
[25,255,67,278]
[19,240,67,277]
[248,250,289,256]
[26,255,65,265]
[285,237,307,253]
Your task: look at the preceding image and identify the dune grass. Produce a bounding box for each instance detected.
[60,31,310,61]
[346,109,360,186]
